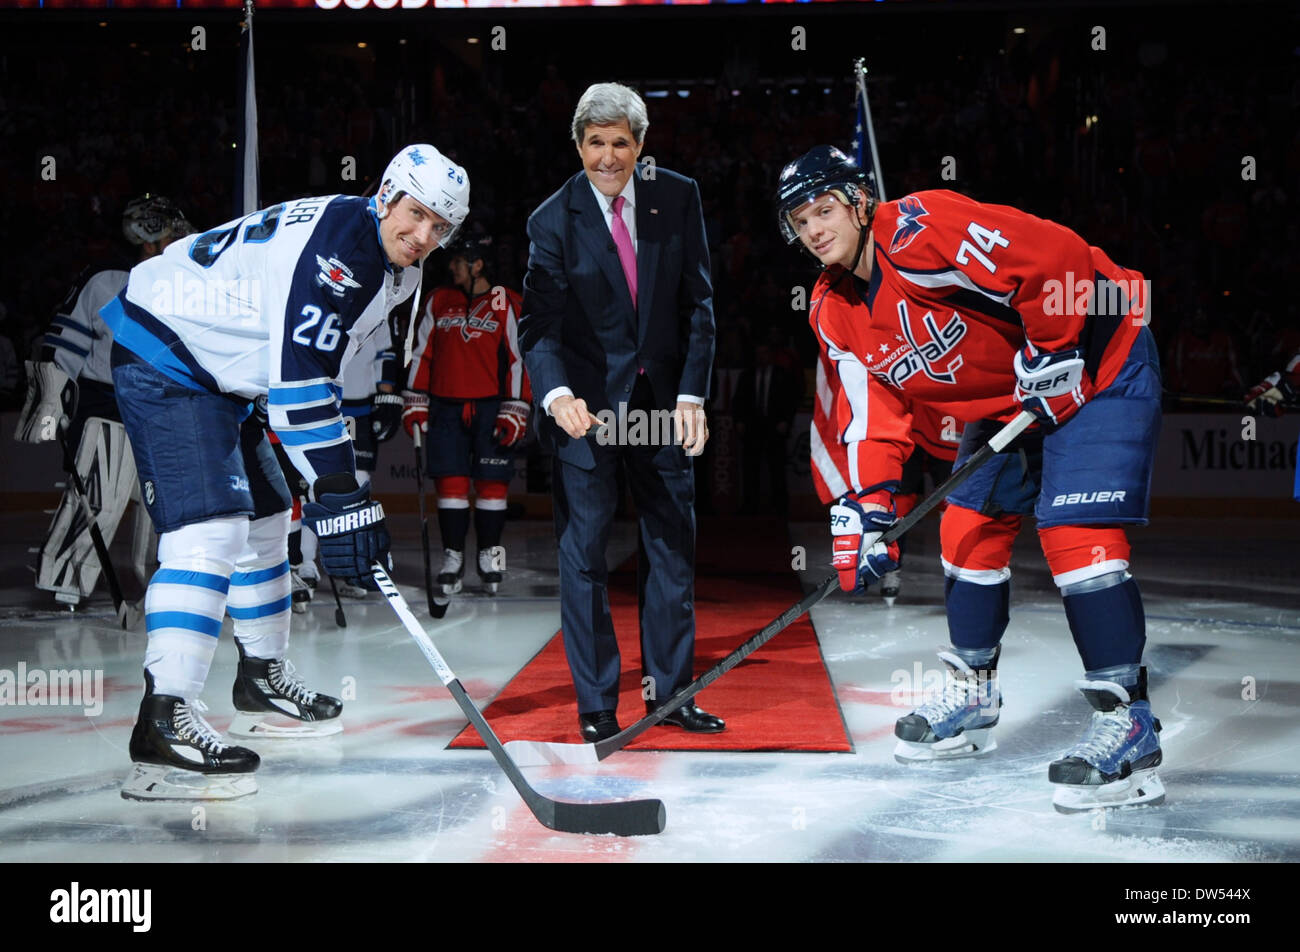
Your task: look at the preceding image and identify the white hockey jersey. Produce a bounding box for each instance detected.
[342,318,394,402]
[101,195,419,485]
[43,265,129,386]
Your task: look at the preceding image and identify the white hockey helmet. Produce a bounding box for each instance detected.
[376,144,470,247]
[122,194,195,246]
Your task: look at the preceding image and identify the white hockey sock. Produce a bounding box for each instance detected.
[229,561,291,660]
[144,516,247,699]
[229,512,292,660]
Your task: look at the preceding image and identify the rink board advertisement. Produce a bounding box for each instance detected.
[3,411,1295,505]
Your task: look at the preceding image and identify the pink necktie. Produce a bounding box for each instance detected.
[610,195,637,310]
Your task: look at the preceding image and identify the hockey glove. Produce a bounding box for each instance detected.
[1244,369,1299,418]
[14,361,72,444]
[1013,346,1089,426]
[302,475,390,591]
[830,490,900,593]
[402,390,429,438]
[493,399,530,447]
[371,391,404,442]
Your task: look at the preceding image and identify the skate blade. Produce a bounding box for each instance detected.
[227,712,344,739]
[894,729,998,764]
[120,763,258,801]
[882,595,897,607]
[1052,769,1166,814]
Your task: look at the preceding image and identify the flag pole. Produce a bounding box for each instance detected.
[854,57,886,202]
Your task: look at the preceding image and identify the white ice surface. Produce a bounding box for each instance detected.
[0,511,1296,862]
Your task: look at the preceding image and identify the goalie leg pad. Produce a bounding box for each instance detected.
[36,417,137,603]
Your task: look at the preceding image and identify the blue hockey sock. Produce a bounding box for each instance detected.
[945,576,1010,655]
[1062,574,1146,673]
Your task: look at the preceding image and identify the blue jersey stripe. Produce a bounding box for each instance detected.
[230,561,290,586]
[51,315,95,337]
[275,421,348,447]
[269,381,337,405]
[43,336,90,358]
[288,403,346,427]
[100,295,215,394]
[152,569,231,594]
[227,596,293,620]
[146,611,224,638]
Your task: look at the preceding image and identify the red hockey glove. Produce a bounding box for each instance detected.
[1013,346,1089,426]
[1244,370,1299,418]
[494,399,530,447]
[830,490,900,593]
[402,390,429,438]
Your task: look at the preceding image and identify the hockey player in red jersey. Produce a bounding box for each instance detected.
[779,146,1164,812]
[403,236,531,594]
[811,349,959,605]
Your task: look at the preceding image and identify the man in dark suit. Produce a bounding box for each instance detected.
[519,82,724,742]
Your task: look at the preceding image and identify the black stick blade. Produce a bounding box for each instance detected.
[548,798,667,837]
[429,596,449,619]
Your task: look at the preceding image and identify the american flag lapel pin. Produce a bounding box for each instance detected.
[650,208,658,215]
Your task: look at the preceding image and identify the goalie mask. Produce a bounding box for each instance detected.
[775,145,874,245]
[376,144,470,248]
[123,194,195,246]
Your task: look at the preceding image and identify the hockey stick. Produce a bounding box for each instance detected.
[326,573,347,628]
[504,410,1037,767]
[372,564,666,836]
[58,434,143,630]
[412,428,448,619]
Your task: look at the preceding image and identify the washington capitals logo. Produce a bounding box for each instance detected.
[315,255,362,297]
[889,196,930,254]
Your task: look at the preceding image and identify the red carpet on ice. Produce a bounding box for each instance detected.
[449,517,851,753]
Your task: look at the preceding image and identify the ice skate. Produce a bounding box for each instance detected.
[334,578,370,599]
[290,567,313,614]
[880,570,901,607]
[478,545,505,595]
[894,649,1001,762]
[438,548,464,595]
[121,672,259,801]
[228,641,343,739]
[1050,668,1164,813]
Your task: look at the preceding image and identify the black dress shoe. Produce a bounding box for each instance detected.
[651,703,726,733]
[578,709,621,743]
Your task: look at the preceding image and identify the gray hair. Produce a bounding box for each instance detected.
[571,82,649,146]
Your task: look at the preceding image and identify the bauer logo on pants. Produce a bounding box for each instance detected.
[143,481,155,505]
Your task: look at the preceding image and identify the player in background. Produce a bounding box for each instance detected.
[1244,352,1300,501]
[103,145,469,800]
[810,350,959,605]
[403,236,530,595]
[779,146,1164,812]
[15,195,194,606]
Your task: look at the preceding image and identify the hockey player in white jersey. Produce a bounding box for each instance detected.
[293,317,401,604]
[104,145,470,800]
[15,195,194,607]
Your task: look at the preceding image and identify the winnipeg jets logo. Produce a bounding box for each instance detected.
[315,256,361,297]
[889,196,930,254]
[885,300,966,387]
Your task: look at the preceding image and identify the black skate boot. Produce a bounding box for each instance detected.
[229,640,343,738]
[121,671,260,801]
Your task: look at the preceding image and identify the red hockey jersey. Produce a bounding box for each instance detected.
[407,284,531,401]
[812,189,1147,493]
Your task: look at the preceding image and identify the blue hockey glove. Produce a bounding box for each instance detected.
[830,490,900,593]
[302,475,390,590]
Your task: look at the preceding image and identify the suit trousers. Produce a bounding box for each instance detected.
[552,395,697,713]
